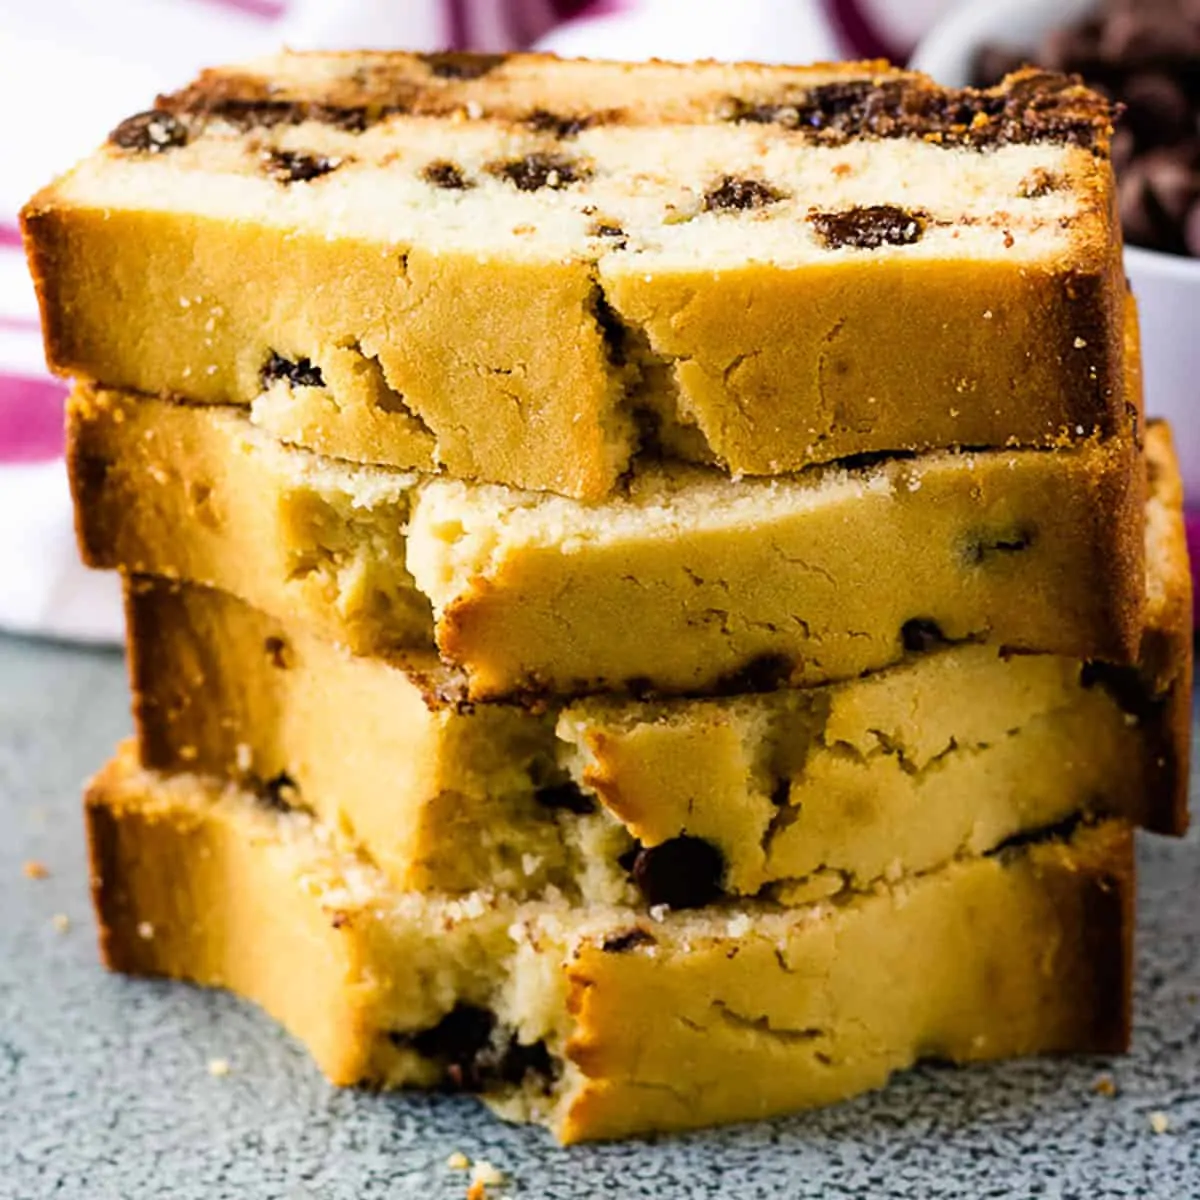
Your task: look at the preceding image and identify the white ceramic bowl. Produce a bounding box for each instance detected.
[912,0,1200,499]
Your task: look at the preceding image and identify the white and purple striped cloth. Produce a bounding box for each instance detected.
[9,0,1184,643]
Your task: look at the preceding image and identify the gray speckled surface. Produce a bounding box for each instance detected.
[2,632,1199,1199]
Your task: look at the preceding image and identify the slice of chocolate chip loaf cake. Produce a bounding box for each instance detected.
[121,467,1189,902]
[69,383,1146,701]
[88,747,1134,1143]
[25,53,1126,499]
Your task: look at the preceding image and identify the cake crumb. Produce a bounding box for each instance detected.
[23,860,49,880]
[1150,1111,1170,1135]
[51,913,70,933]
[446,1151,470,1170]
[469,1160,504,1193]
[137,921,155,940]
[207,1057,231,1077]
[1092,1074,1116,1097]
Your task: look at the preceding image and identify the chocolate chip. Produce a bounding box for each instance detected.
[525,109,589,138]
[589,221,626,239]
[422,160,472,190]
[420,52,507,80]
[1098,9,1198,67]
[264,150,340,184]
[716,654,793,695]
[729,74,1109,151]
[629,836,725,909]
[702,176,786,212]
[901,619,947,654]
[261,772,299,813]
[264,636,291,669]
[1080,661,1160,723]
[395,1004,554,1092]
[1119,150,1199,253]
[601,928,657,953]
[206,98,373,133]
[810,205,925,250]
[1122,73,1191,147]
[109,110,189,154]
[487,153,588,191]
[962,525,1036,566]
[261,352,325,389]
[534,782,596,816]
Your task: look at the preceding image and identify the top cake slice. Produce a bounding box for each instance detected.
[24,53,1125,499]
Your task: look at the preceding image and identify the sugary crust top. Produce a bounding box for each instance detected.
[29,55,1117,273]
[153,52,1114,151]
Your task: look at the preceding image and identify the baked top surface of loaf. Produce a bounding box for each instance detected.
[88,746,1133,1142]
[68,382,1148,700]
[25,54,1127,498]
[123,418,1189,902]
[55,58,1111,263]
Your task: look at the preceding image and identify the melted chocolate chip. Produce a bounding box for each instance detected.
[727,73,1108,151]
[590,221,626,239]
[716,654,793,695]
[395,1004,554,1092]
[601,928,657,953]
[264,150,340,184]
[206,98,374,133]
[109,110,189,154]
[1080,661,1160,723]
[810,205,925,250]
[422,160,472,190]
[901,619,948,654]
[629,836,725,909]
[703,176,786,212]
[534,781,596,816]
[525,109,590,138]
[420,52,507,80]
[263,636,291,669]
[487,153,589,191]
[261,352,325,389]
[962,525,1036,566]
[261,772,299,813]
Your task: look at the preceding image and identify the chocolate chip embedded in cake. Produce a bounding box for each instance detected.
[24,53,1128,500]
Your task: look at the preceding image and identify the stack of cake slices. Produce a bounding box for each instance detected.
[23,52,1193,1143]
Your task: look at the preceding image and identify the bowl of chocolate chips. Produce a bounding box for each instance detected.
[913,0,1200,497]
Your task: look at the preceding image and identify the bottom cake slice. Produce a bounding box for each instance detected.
[89,748,1132,1143]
